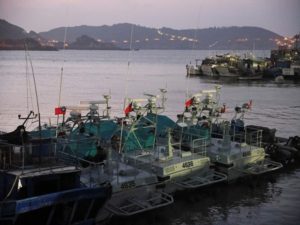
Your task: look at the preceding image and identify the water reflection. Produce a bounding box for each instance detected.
[187,75,300,87]
[1,50,300,225]
[108,166,300,225]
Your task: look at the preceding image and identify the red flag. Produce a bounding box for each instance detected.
[243,100,253,110]
[185,98,193,108]
[55,107,66,115]
[249,99,253,109]
[220,104,226,113]
[124,102,133,116]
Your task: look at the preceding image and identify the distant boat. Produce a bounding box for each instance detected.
[267,34,300,80]
[186,59,202,76]
[175,86,283,181]
[187,53,268,81]
[237,57,266,80]
[186,54,241,78]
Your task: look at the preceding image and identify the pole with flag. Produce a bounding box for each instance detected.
[124,102,133,116]
[185,97,194,108]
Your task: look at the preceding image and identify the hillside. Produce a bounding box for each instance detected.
[0,20,125,50]
[0,19,56,50]
[39,23,282,50]
[0,19,283,50]
[0,19,28,39]
[68,35,123,50]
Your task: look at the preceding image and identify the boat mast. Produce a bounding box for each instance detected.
[24,42,42,165]
[58,26,68,108]
[119,24,135,154]
[56,26,68,130]
[24,43,41,135]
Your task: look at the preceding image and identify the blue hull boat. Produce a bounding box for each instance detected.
[0,121,112,225]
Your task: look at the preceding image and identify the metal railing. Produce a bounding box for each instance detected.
[0,139,59,171]
[191,138,207,156]
[175,120,263,153]
[0,136,106,171]
[245,129,263,148]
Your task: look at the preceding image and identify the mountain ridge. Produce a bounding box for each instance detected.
[39,23,282,50]
[0,19,283,50]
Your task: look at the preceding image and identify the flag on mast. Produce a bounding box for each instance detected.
[55,107,66,115]
[124,102,133,116]
[185,98,193,108]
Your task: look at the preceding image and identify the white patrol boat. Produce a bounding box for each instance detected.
[57,95,174,218]
[114,90,227,193]
[175,86,283,181]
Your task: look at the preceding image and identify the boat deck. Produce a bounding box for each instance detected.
[125,149,210,179]
[207,138,264,164]
[80,161,158,193]
[4,165,79,177]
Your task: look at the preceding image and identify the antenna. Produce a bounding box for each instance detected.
[103,94,112,118]
[79,95,112,118]
[56,7,70,129]
[58,20,69,107]
[160,88,167,111]
[144,93,159,98]
[24,48,35,116]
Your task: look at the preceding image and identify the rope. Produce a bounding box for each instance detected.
[24,50,35,117]
[119,24,135,154]
[56,5,70,128]
[25,51,29,112]
[124,23,135,105]
[185,10,201,100]
[58,25,68,108]
[25,44,40,117]
[3,175,20,200]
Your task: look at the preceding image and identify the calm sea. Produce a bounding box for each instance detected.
[0,50,300,224]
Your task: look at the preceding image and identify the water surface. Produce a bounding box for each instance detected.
[0,50,299,225]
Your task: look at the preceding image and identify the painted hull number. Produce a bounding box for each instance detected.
[182,161,194,168]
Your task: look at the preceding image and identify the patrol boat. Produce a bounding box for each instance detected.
[174,86,283,181]
[113,90,227,193]
[56,96,174,218]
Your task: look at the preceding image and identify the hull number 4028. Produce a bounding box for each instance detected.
[182,161,194,168]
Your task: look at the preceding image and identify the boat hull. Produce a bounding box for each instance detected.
[0,186,112,225]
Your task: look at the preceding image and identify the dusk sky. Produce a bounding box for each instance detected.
[0,0,299,36]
